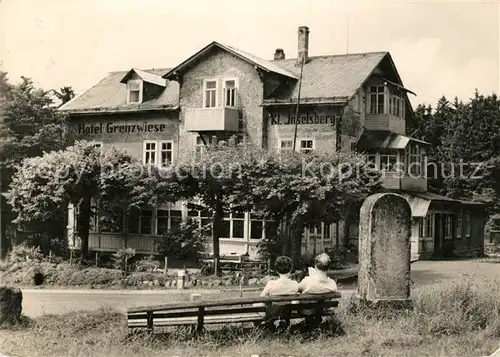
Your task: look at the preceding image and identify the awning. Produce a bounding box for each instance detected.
[400,191,487,218]
[355,131,430,151]
[378,77,416,96]
[399,193,432,218]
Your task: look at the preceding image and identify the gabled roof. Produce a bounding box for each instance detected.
[120,68,166,87]
[355,130,430,150]
[59,68,179,114]
[163,41,299,80]
[263,52,389,103]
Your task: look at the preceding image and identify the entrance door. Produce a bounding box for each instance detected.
[434,214,454,257]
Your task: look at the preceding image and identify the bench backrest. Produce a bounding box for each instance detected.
[127,292,341,314]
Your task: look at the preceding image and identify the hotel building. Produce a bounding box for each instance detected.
[61,26,487,261]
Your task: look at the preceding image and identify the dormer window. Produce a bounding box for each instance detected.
[127,80,143,104]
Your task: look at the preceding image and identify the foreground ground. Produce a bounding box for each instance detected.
[18,258,500,317]
[1,258,499,357]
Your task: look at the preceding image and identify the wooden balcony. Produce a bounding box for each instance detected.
[184,107,239,132]
[365,114,405,135]
[380,171,427,192]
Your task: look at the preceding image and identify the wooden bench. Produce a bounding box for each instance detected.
[127,292,341,333]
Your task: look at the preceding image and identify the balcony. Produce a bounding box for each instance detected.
[184,107,239,132]
[380,171,427,192]
[365,114,405,135]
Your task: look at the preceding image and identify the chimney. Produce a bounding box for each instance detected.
[297,26,309,66]
[274,48,285,60]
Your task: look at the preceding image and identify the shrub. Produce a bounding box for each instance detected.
[135,255,161,272]
[7,244,45,264]
[111,248,136,272]
[155,219,206,267]
[33,272,45,285]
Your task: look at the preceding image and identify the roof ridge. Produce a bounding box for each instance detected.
[109,67,171,75]
[271,51,389,62]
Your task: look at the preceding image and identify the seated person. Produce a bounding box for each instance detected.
[297,253,338,330]
[256,255,298,331]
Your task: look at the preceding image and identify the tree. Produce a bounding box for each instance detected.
[247,150,381,264]
[6,141,154,258]
[52,86,75,106]
[154,136,258,275]
[154,137,380,269]
[0,75,69,257]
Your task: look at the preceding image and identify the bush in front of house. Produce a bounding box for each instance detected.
[111,248,136,273]
[155,219,206,269]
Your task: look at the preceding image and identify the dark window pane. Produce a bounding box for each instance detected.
[232,220,244,238]
[221,220,230,238]
[250,221,263,239]
[157,217,168,235]
[170,210,182,217]
[265,221,278,239]
[187,210,199,217]
[157,210,168,217]
[171,217,182,230]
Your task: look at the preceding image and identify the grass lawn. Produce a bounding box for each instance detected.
[1,259,500,357]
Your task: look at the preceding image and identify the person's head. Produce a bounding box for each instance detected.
[274,256,293,275]
[314,253,331,272]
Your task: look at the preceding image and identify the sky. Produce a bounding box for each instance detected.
[0,0,499,107]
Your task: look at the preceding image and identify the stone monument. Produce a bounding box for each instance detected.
[0,285,23,325]
[357,193,412,307]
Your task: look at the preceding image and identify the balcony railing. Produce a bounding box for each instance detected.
[184,107,239,132]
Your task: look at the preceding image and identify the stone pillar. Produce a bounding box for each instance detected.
[0,286,23,325]
[357,193,412,306]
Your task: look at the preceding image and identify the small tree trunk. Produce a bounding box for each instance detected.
[212,200,224,276]
[76,195,92,259]
[291,224,304,269]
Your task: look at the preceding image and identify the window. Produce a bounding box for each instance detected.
[388,88,406,119]
[203,79,217,108]
[279,139,293,151]
[222,211,245,239]
[408,144,423,177]
[423,214,433,238]
[299,139,314,153]
[444,215,453,240]
[128,208,140,234]
[249,212,276,240]
[188,205,212,237]
[464,212,471,238]
[140,209,153,235]
[143,141,157,165]
[368,85,385,114]
[159,141,173,167]
[127,80,142,104]
[379,154,398,172]
[157,203,183,235]
[143,140,174,167]
[91,141,103,149]
[195,136,205,159]
[456,212,463,238]
[224,79,238,108]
